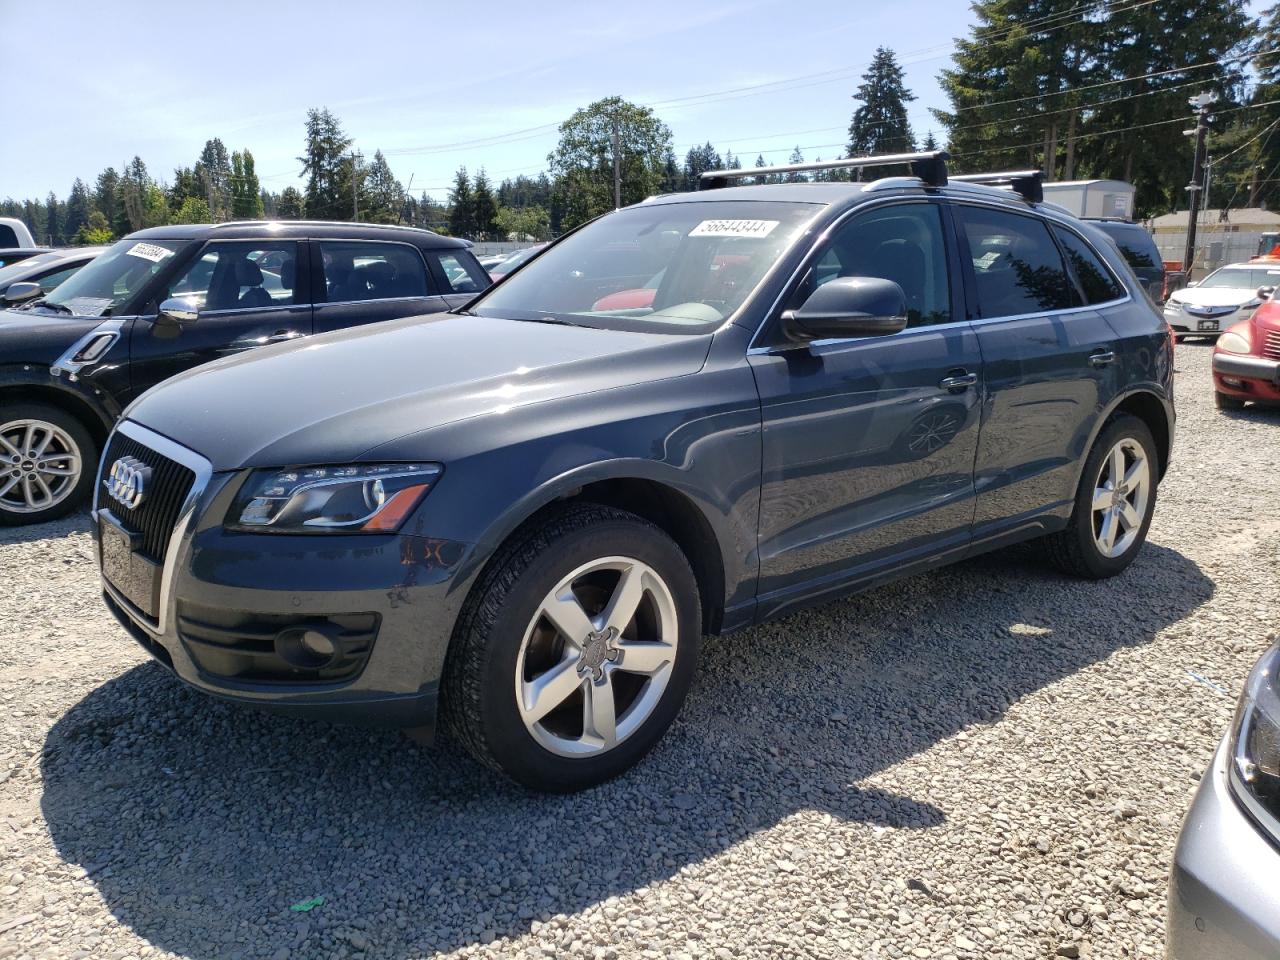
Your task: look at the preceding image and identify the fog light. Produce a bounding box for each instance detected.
[275,626,340,669]
[1222,377,1244,387]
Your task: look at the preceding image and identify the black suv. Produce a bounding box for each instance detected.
[0,221,488,524]
[93,155,1174,792]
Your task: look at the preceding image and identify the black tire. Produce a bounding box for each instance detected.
[1215,391,1246,411]
[442,503,701,792]
[0,403,97,526]
[1042,413,1158,580]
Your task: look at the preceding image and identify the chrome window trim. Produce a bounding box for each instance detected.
[315,294,446,309]
[93,420,213,637]
[188,302,310,319]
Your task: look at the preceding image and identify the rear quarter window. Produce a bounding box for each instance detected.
[1096,223,1160,272]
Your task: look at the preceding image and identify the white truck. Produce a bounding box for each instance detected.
[1041,180,1135,220]
[0,217,37,248]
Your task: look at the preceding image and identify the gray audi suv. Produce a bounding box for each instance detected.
[92,153,1175,792]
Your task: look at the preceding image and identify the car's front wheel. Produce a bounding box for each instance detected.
[1043,413,1158,579]
[443,503,701,792]
[0,403,97,526]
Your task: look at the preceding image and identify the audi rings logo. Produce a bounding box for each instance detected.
[105,456,151,509]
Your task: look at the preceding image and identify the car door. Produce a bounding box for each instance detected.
[127,239,312,398]
[311,240,451,334]
[749,200,984,612]
[952,204,1122,542]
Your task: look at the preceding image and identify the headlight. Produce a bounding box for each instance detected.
[230,463,441,533]
[1163,300,1181,315]
[1229,643,1280,840]
[1217,330,1252,354]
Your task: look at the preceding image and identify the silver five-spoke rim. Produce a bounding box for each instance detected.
[1092,438,1149,559]
[0,419,81,515]
[515,556,678,758]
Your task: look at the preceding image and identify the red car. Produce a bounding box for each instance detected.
[1212,296,1280,410]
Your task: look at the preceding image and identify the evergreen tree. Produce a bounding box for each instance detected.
[921,130,939,151]
[64,178,91,241]
[786,146,807,182]
[229,150,264,219]
[471,168,499,239]
[548,96,674,229]
[196,138,232,220]
[299,108,354,221]
[44,193,62,245]
[94,168,120,231]
[172,196,212,225]
[849,47,917,157]
[277,187,305,220]
[363,150,405,224]
[723,150,738,171]
[682,142,723,191]
[74,211,113,245]
[448,168,475,237]
[753,154,770,185]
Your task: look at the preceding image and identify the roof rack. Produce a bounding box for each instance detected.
[949,170,1044,204]
[698,150,950,190]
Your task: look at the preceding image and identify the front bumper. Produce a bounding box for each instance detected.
[1167,740,1280,959]
[1211,352,1280,403]
[1165,304,1249,335]
[96,434,474,732]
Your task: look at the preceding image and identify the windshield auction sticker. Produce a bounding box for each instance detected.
[689,219,780,239]
[125,242,173,263]
[61,297,115,317]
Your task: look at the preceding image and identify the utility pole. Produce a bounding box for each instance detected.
[349,150,363,221]
[611,113,621,210]
[1182,92,1215,275]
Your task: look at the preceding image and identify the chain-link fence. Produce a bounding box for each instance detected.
[1153,229,1273,276]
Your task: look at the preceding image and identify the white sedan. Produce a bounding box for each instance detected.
[1164,263,1280,339]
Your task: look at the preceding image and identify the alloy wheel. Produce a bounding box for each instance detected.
[514,556,679,758]
[1091,437,1150,559]
[0,419,82,515]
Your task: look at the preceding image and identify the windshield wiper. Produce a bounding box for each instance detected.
[36,301,73,315]
[519,315,588,328]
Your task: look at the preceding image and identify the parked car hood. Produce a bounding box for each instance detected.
[0,308,106,357]
[124,312,713,470]
[1170,285,1263,308]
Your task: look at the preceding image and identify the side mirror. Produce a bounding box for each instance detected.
[783,277,908,342]
[2,281,42,305]
[158,297,199,325]
[1258,285,1275,300]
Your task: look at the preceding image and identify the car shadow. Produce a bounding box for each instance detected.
[0,508,93,547]
[41,541,1211,958]
[1216,403,1280,424]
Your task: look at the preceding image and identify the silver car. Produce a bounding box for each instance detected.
[1168,643,1280,958]
[1162,263,1280,339]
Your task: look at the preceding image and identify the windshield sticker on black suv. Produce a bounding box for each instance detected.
[60,296,114,317]
[689,219,780,238]
[126,242,174,263]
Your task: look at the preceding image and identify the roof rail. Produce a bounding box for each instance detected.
[949,170,1044,204]
[699,150,950,190]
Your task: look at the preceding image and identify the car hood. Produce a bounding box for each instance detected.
[1170,285,1261,308]
[124,312,713,470]
[0,307,106,357]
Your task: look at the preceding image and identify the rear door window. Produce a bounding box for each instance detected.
[1053,227,1124,305]
[318,241,431,302]
[430,251,489,294]
[957,206,1075,317]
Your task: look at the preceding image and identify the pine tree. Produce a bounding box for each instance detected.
[682,142,723,191]
[277,187,305,220]
[786,146,807,182]
[44,193,61,245]
[299,108,354,221]
[64,178,91,241]
[448,168,475,238]
[196,138,232,220]
[471,168,499,240]
[753,154,769,185]
[848,47,917,157]
[921,130,939,151]
[94,168,120,232]
[361,150,405,224]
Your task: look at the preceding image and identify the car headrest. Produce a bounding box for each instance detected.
[280,257,295,289]
[235,258,264,286]
[355,261,396,284]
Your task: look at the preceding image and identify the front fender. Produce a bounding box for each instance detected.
[0,364,120,433]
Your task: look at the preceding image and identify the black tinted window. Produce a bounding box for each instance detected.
[793,203,952,327]
[1096,223,1160,271]
[432,251,488,293]
[0,226,18,247]
[1054,227,1124,304]
[319,242,430,303]
[958,207,1074,317]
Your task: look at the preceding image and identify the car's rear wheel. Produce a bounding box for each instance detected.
[0,404,96,526]
[1043,414,1157,579]
[1214,390,1246,411]
[442,503,701,792]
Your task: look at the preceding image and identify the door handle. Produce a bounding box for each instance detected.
[939,371,978,392]
[265,330,303,344]
[1089,349,1116,368]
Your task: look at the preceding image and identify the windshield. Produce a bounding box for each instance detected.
[39,238,188,316]
[1198,266,1280,290]
[0,253,61,286]
[490,244,545,274]
[471,200,822,334]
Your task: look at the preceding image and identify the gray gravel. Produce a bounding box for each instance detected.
[2,340,1278,960]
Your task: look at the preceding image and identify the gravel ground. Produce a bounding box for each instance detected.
[1,341,1277,960]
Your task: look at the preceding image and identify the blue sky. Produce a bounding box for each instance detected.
[0,1,1266,203]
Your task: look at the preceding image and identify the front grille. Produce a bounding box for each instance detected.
[1264,330,1280,362]
[99,433,196,563]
